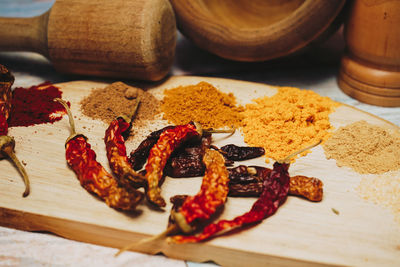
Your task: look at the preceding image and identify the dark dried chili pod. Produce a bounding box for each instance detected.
[164,133,211,178]
[227,165,323,201]
[228,182,263,197]
[170,141,322,243]
[227,165,266,184]
[129,125,174,170]
[220,144,265,161]
[171,161,290,243]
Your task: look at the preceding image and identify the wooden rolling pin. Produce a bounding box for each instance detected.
[0,0,176,81]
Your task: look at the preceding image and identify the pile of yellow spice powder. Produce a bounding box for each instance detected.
[241,86,340,162]
[161,82,244,129]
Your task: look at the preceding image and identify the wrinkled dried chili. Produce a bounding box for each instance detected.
[0,65,30,197]
[227,165,323,201]
[144,122,202,207]
[171,141,321,243]
[129,125,174,171]
[164,142,267,178]
[219,144,265,161]
[164,133,212,178]
[116,148,230,255]
[104,97,145,188]
[56,99,143,211]
[170,149,229,232]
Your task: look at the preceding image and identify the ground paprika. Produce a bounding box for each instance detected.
[8,82,67,127]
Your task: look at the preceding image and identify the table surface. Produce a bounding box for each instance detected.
[1,1,399,267]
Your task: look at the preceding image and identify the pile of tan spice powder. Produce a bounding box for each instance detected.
[80,82,160,126]
[323,121,400,225]
[241,86,340,162]
[322,120,400,174]
[161,82,243,129]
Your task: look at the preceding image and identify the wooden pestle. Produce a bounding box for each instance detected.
[0,0,177,81]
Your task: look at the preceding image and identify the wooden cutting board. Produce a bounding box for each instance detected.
[1,76,399,266]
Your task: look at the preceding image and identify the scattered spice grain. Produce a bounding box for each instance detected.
[161,82,244,129]
[357,172,400,225]
[80,82,160,126]
[241,86,339,162]
[322,120,400,174]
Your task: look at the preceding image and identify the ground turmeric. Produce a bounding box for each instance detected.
[161,82,243,128]
[241,86,340,162]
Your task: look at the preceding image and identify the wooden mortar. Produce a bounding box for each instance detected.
[338,0,400,107]
[0,0,176,81]
[169,0,346,61]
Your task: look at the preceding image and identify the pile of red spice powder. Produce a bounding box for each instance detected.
[8,82,67,127]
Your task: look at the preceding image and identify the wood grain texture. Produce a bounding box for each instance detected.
[0,0,176,81]
[169,0,346,61]
[338,0,400,106]
[1,77,399,267]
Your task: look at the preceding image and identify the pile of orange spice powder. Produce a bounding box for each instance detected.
[241,86,340,162]
[161,82,244,129]
[161,82,339,162]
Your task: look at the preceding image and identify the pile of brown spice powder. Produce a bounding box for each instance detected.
[161,82,244,129]
[80,82,160,126]
[322,120,400,174]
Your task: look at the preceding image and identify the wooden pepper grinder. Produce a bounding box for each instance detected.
[338,0,400,106]
[0,0,176,81]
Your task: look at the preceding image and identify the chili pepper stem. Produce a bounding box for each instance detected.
[115,224,178,257]
[0,135,30,197]
[124,95,141,124]
[54,98,76,138]
[204,127,235,135]
[279,139,322,163]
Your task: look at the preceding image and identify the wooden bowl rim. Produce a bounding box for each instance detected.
[171,0,346,61]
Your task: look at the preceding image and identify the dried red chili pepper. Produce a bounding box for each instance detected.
[144,122,234,207]
[129,125,174,171]
[144,122,205,207]
[104,97,145,188]
[228,166,323,202]
[170,141,321,243]
[56,99,143,211]
[116,148,230,255]
[170,149,230,231]
[0,65,30,197]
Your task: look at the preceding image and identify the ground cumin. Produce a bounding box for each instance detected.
[80,82,160,126]
[241,86,339,162]
[323,120,400,174]
[161,82,243,128]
